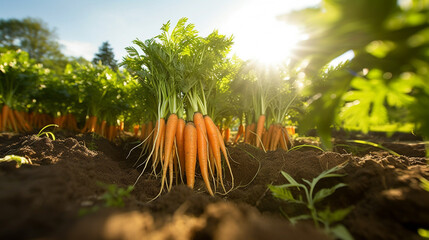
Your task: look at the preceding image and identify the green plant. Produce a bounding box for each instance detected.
[37,124,59,140]
[268,164,353,240]
[346,140,399,156]
[287,144,325,152]
[99,183,134,207]
[419,177,429,238]
[78,183,134,216]
[0,154,31,167]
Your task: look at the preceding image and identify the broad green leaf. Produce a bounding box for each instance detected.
[288,214,313,225]
[318,207,353,223]
[313,183,347,203]
[330,224,354,240]
[281,171,301,185]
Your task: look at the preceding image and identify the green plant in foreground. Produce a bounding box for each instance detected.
[0,155,31,167]
[346,140,399,156]
[37,124,59,140]
[269,164,353,240]
[78,183,134,216]
[99,183,134,207]
[419,178,429,238]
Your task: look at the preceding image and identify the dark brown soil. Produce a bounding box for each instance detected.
[0,132,428,240]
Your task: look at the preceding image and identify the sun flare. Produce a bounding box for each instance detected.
[221,1,307,65]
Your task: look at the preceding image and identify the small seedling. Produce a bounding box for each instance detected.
[98,182,134,207]
[269,164,353,240]
[346,140,400,156]
[287,144,325,152]
[418,178,429,238]
[78,183,134,216]
[37,124,59,140]
[0,155,32,167]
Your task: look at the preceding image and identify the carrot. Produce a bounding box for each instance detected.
[263,124,274,150]
[1,105,10,131]
[279,126,288,151]
[223,127,230,143]
[100,120,107,137]
[176,118,186,178]
[233,124,244,143]
[133,124,139,137]
[159,114,178,192]
[255,115,266,148]
[244,124,250,144]
[194,112,214,196]
[140,123,147,141]
[184,122,197,189]
[216,126,235,192]
[270,124,282,151]
[152,118,165,172]
[204,115,225,192]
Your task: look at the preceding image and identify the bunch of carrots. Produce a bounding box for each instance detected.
[123,18,235,198]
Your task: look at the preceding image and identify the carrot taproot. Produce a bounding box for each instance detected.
[176,118,186,178]
[204,115,225,192]
[184,122,197,189]
[159,114,178,192]
[223,127,230,143]
[133,124,139,137]
[216,126,234,193]
[270,124,282,151]
[152,118,165,174]
[194,112,214,196]
[1,105,10,131]
[255,115,266,148]
[100,120,107,137]
[140,123,147,141]
[279,126,288,151]
[233,124,244,143]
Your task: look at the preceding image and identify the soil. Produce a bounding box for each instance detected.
[0,131,428,240]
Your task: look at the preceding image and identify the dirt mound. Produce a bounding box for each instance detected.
[0,133,428,240]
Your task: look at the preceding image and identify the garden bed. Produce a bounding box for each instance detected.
[0,132,428,240]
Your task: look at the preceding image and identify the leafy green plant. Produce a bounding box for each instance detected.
[419,177,429,238]
[99,183,134,207]
[37,124,59,140]
[269,164,353,240]
[0,154,31,167]
[78,183,134,216]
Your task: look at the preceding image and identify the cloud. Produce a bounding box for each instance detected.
[59,40,97,60]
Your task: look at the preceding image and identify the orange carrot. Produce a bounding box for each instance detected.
[160,114,178,192]
[140,123,147,140]
[194,112,214,196]
[100,120,107,137]
[1,105,10,131]
[233,124,244,143]
[223,127,230,143]
[184,122,197,189]
[263,124,274,150]
[152,118,165,171]
[255,115,266,148]
[204,115,225,192]
[216,126,235,192]
[133,124,139,137]
[279,127,288,151]
[176,118,186,178]
[270,124,282,151]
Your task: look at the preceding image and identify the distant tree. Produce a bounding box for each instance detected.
[0,17,67,71]
[92,41,118,70]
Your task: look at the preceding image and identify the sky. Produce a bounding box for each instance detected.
[0,0,321,63]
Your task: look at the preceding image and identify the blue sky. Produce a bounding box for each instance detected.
[1,0,320,62]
